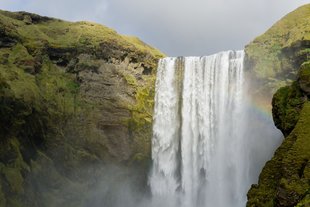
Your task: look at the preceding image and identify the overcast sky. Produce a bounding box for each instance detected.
[1,0,309,56]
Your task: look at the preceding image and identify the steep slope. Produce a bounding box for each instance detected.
[245,4,310,108]
[0,10,164,207]
[246,5,310,206]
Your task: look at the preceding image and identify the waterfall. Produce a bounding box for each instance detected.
[149,50,281,207]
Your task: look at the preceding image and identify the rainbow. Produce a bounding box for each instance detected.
[244,96,274,120]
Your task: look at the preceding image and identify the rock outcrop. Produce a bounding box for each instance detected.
[0,10,164,206]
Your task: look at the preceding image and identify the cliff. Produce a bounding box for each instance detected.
[246,4,310,207]
[245,4,310,109]
[0,10,164,206]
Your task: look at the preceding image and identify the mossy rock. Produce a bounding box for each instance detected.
[248,54,310,206]
[247,102,310,207]
[272,82,305,136]
[0,8,164,207]
[296,194,310,207]
[299,61,310,95]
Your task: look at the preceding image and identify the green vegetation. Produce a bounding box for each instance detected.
[245,4,310,95]
[0,10,163,58]
[128,75,156,164]
[246,5,310,206]
[246,4,310,77]
[247,101,310,207]
[247,28,310,205]
[123,72,138,86]
[0,9,164,207]
[272,82,305,136]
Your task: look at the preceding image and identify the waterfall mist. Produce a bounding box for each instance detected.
[33,51,282,207]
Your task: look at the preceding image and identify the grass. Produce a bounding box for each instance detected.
[0,10,164,59]
[245,4,310,79]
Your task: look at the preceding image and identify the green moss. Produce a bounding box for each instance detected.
[298,48,310,57]
[300,61,310,77]
[0,51,80,143]
[36,60,80,118]
[8,44,33,63]
[248,53,310,205]
[123,73,138,86]
[247,102,310,207]
[272,82,305,135]
[248,54,310,205]
[296,194,310,207]
[127,74,156,164]
[0,9,164,206]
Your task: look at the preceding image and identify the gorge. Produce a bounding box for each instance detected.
[0,3,309,207]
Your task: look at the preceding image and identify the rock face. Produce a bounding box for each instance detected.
[246,4,310,207]
[0,10,164,206]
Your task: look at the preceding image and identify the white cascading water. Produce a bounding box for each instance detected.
[149,50,282,207]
